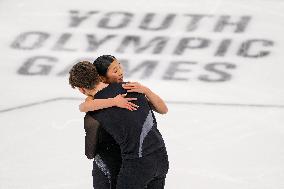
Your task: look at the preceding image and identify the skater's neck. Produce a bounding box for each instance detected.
[88,82,109,97]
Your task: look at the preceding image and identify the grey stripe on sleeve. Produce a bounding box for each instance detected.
[138,110,154,157]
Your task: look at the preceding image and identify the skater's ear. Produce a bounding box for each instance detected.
[99,75,107,83]
[78,87,87,95]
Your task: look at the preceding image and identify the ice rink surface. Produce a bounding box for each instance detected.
[0,0,284,188]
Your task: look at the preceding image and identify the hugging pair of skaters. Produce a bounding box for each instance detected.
[68,55,169,189]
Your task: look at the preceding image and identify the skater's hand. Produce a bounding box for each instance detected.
[113,94,139,111]
[122,82,149,94]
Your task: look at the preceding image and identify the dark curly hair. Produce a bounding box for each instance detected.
[93,55,116,76]
[69,61,100,89]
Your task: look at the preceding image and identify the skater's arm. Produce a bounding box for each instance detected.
[84,114,100,159]
[79,96,116,112]
[79,94,138,112]
[122,82,168,114]
[144,89,168,114]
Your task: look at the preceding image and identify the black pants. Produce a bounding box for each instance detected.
[116,148,169,189]
[92,154,121,189]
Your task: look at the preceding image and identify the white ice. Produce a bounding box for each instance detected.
[0,0,283,188]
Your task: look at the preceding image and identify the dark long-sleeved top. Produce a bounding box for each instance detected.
[84,113,121,160]
[84,114,99,159]
[89,83,166,160]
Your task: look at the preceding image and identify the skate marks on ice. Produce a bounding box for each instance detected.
[0,97,284,114]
